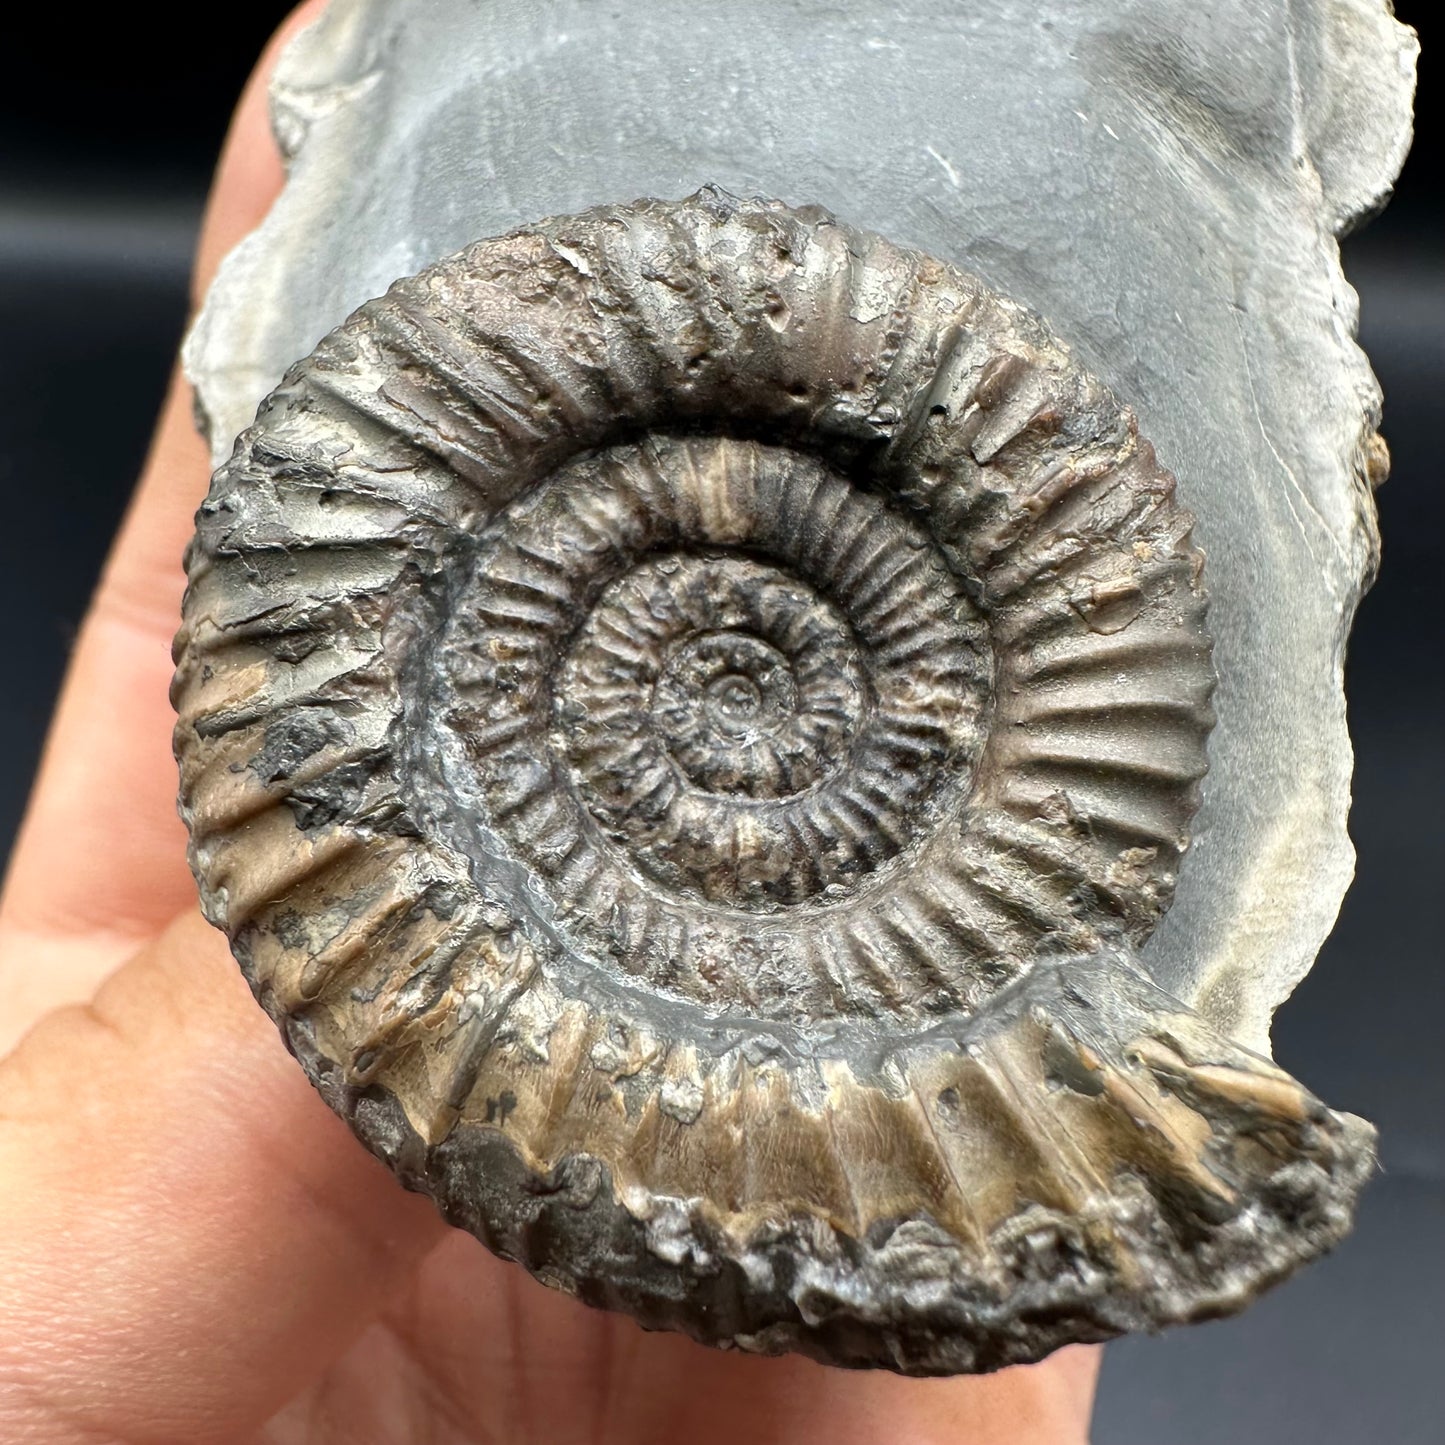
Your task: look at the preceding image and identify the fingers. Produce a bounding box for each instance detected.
[277,1224,1099,1445]
[586,1333,1100,1445]
[0,1,327,1050]
[0,908,447,1445]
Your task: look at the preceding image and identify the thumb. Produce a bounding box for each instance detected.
[0,909,446,1444]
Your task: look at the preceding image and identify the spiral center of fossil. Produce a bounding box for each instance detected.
[708,672,762,724]
[666,634,793,747]
[583,567,863,804]
[559,550,871,880]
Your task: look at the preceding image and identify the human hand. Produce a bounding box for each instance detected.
[0,8,1099,1440]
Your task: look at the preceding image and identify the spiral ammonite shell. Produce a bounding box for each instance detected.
[174,191,1374,1373]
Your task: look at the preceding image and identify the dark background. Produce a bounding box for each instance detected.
[1,5,1439,1440]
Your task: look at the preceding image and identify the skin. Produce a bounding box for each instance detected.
[0,5,1100,1440]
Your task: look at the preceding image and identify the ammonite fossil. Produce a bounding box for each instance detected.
[174,191,1373,1374]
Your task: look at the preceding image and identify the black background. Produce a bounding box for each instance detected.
[1,5,1439,1440]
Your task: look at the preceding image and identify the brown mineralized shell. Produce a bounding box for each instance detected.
[173,191,1372,1374]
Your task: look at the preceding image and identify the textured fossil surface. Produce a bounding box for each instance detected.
[176,193,1375,1372]
[176,0,1416,1376]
